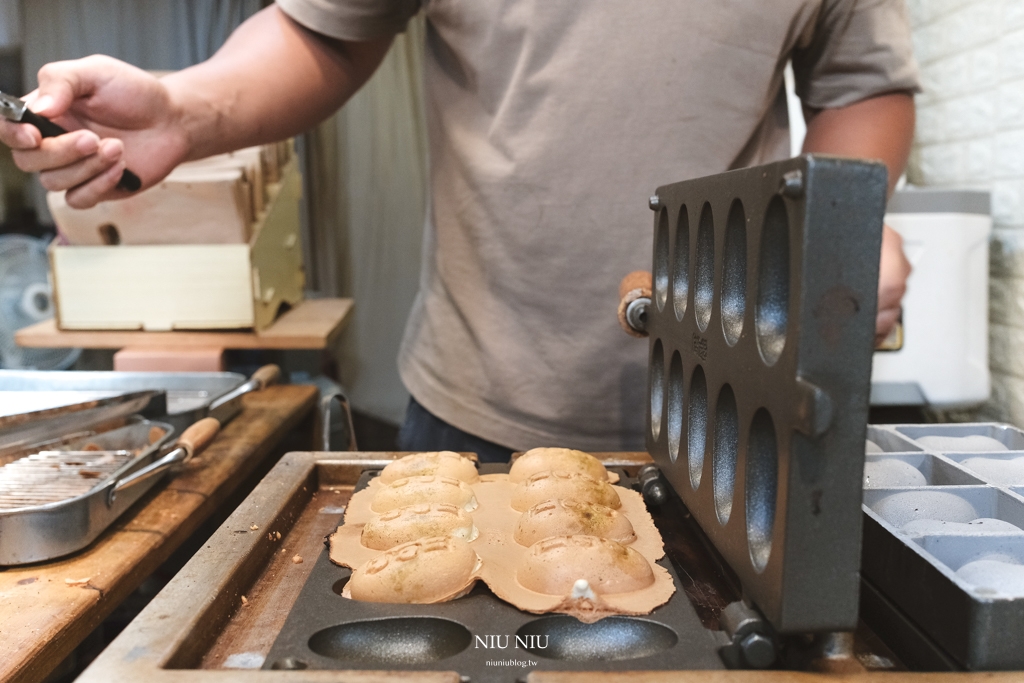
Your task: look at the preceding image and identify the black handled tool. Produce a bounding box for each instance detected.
[0,90,141,192]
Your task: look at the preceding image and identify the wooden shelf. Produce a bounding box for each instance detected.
[14,298,353,351]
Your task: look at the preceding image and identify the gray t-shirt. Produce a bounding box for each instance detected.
[277,0,919,451]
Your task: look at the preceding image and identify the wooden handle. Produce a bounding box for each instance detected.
[619,270,652,300]
[178,417,221,459]
[618,270,653,338]
[251,364,281,390]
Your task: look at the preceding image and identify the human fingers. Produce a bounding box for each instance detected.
[28,58,111,121]
[877,225,911,311]
[875,305,900,342]
[874,225,910,343]
[36,138,122,194]
[0,116,43,149]
[11,129,101,172]
[34,56,169,133]
[63,157,128,209]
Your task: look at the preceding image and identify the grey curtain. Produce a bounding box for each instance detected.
[20,0,262,75]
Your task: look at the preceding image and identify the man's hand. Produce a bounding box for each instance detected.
[0,7,394,210]
[877,224,911,344]
[801,91,916,342]
[0,56,189,208]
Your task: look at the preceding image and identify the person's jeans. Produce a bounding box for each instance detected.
[396,397,514,464]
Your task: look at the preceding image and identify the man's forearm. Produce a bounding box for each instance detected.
[801,91,916,341]
[162,6,393,161]
[801,92,915,196]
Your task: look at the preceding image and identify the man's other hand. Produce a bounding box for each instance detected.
[0,55,188,208]
[877,224,911,344]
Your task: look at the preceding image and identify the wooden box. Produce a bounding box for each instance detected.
[48,151,304,332]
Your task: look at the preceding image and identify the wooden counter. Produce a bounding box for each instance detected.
[0,384,318,683]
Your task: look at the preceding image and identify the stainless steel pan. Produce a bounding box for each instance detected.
[0,390,165,460]
[0,419,175,565]
[0,366,279,564]
[0,369,247,434]
[0,370,246,414]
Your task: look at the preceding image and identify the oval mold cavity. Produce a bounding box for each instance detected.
[756,196,789,365]
[713,384,739,525]
[688,365,708,490]
[516,616,677,661]
[654,209,670,312]
[746,408,777,572]
[649,340,665,442]
[308,617,472,664]
[694,203,715,331]
[672,204,690,320]
[721,199,746,346]
[667,351,684,462]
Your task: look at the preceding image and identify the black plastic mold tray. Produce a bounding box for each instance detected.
[263,468,725,680]
[644,155,888,633]
[862,422,1024,670]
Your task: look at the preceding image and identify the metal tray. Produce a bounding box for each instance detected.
[0,418,175,565]
[0,369,244,414]
[861,423,1024,670]
[263,467,725,679]
[0,390,166,459]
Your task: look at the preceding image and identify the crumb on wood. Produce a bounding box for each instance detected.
[65,577,91,587]
[274,531,282,540]
[250,524,259,531]
[241,595,248,605]
[292,554,303,564]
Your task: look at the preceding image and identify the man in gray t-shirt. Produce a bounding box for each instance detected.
[0,1,919,458]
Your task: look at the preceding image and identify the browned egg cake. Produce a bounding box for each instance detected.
[369,474,478,513]
[330,449,674,622]
[378,450,480,484]
[513,498,636,546]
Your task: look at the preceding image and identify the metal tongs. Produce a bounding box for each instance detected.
[0,90,141,192]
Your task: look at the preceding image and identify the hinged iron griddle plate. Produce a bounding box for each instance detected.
[645,154,887,633]
[264,468,726,679]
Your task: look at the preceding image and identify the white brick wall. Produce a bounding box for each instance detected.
[907,0,1024,424]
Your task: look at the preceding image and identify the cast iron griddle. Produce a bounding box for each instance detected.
[644,155,888,633]
[264,467,725,679]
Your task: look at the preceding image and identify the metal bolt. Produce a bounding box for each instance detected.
[649,195,661,210]
[739,632,776,669]
[625,297,649,334]
[778,170,804,198]
[637,464,668,506]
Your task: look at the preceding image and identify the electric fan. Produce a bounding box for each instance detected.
[0,234,80,369]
